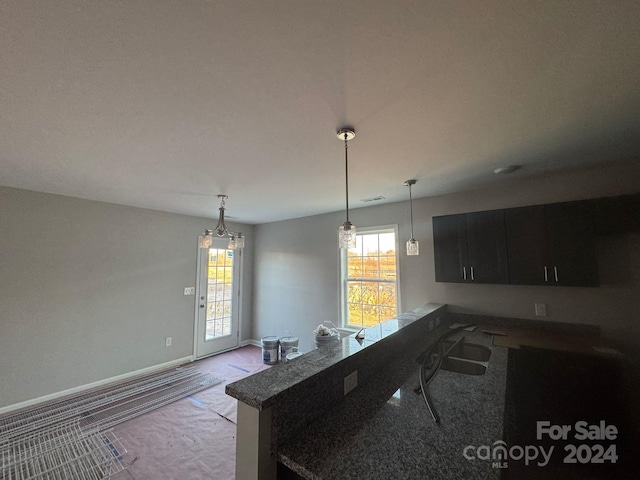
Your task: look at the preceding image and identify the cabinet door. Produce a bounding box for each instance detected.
[465,210,509,284]
[545,202,599,287]
[505,206,548,285]
[593,193,640,235]
[433,214,467,283]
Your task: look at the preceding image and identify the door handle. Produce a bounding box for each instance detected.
[544,266,548,282]
[200,304,205,308]
[463,267,467,280]
[470,267,474,281]
[554,266,559,283]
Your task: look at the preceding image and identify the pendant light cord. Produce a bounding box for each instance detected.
[344,133,350,223]
[409,183,414,239]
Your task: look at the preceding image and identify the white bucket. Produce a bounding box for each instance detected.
[315,333,340,348]
[280,336,299,363]
[261,336,280,365]
[286,351,303,361]
[314,321,340,348]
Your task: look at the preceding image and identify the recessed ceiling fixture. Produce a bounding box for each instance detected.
[493,165,522,175]
[337,127,356,249]
[199,195,245,250]
[404,179,419,256]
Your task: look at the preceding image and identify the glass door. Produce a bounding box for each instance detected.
[195,238,241,358]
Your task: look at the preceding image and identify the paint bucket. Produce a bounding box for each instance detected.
[314,321,340,348]
[280,336,299,362]
[314,333,340,348]
[286,351,303,361]
[261,336,280,365]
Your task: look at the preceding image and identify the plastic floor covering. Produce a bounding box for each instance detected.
[111,345,267,480]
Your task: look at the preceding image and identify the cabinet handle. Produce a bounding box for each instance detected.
[463,267,467,280]
[544,266,548,282]
[554,266,559,283]
[470,267,475,281]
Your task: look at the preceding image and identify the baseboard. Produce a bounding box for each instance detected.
[246,339,261,347]
[0,355,194,417]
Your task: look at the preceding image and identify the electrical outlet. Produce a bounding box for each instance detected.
[165,337,173,347]
[435,316,441,326]
[184,287,195,295]
[535,303,547,317]
[344,371,358,396]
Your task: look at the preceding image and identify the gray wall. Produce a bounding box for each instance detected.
[253,162,640,353]
[0,186,253,408]
[2,160,638,408]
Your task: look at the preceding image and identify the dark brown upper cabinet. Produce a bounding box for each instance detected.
[433,210,509,284]
[593,193,640,235]
[504,201,599,287]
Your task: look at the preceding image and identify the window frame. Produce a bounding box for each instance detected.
[339,224,401,330]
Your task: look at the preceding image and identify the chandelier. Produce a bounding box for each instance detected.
[199,195,245,250]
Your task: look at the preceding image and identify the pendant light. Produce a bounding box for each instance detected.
[404,179,419,255]
[199,195,245,250]
[337,127,356,249]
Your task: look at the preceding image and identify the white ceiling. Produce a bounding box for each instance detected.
[1,1,639,224]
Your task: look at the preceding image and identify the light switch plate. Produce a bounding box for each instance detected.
[165,337,173,347]
[184,287,195,295]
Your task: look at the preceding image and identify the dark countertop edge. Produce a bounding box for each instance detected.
[448,311,601,337]
[225,303,447,410]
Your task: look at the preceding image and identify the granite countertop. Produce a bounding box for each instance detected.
[277,329,509,480]
[226,303,446,410]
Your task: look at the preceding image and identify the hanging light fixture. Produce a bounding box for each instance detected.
[337,127,356,249]
[199,195,245,250]
[404,179,419,255]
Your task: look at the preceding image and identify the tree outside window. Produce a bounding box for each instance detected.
[341,227,399,328]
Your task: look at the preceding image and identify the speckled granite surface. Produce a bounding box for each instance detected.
[277,330,508,480]
[448,311,601,337]
[225,303,447,410]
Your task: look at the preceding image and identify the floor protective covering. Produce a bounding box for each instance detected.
[112,345,267,480]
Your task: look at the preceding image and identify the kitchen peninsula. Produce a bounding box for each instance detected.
[226,304,509,480]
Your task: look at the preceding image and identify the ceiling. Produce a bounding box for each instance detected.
[1,1,639,224]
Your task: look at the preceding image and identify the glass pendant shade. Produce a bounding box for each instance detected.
[227,234,245,250]
[338,222,357,249]
[199,232,213,249]
[406,238,419,256]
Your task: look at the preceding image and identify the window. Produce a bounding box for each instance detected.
[340,226,399,328]
[205,249,234,339]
